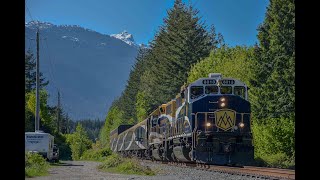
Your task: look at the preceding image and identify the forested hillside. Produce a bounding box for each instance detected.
[25,21,139,120]
[99,0,294,168]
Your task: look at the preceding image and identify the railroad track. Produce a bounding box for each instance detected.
[143,159,295,180]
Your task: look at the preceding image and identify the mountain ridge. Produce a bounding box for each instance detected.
[25,21,139,120]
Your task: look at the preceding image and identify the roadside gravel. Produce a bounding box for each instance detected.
[26,160,287,180]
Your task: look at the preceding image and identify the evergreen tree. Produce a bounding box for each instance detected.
[250,0,295,121]
[139,0,219,112]
[25,50,49,93]
[248,0,295,166]
[117,47,150,123]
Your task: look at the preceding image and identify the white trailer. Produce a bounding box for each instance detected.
[25,131,54,161]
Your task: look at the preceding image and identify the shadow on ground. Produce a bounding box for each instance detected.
[50,162,84,166]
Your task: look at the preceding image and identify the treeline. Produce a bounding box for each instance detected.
[100,0,294,168]
[72,119,104,141]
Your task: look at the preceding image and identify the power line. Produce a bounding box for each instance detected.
[25,0,35,22]
[42,38,59,92]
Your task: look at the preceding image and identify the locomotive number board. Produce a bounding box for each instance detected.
[202,79,216,84]
[221,79,235,85]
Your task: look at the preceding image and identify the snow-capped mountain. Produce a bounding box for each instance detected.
[110,31,138,47]
[25,21,139,120]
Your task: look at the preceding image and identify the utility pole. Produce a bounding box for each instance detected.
[57,90,61,133]
[35,29,40,132]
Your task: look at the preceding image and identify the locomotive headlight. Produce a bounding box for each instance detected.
[220,102,226,107]
[239,122,245,128]
[220,97,225,102]
[206,122,211,127]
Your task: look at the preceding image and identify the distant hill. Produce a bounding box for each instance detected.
[25,21,141,120]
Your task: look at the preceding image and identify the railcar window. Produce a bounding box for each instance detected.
[221,86,232,94]
[205,86,218,94]
[190,86,204,99]
[234,86,245,98]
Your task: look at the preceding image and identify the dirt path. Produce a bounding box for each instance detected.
[26,160,142,180]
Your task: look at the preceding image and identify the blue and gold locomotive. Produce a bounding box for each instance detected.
[110,73,254,166]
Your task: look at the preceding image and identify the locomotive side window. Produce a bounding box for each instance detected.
[190,86,204,99]
[221,86,232,94]
[234,86,245,98]
[205,86,218,94]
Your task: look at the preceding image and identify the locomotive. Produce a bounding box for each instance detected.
[110,73,254,166]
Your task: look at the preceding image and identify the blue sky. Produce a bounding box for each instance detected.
[25,0,269,47]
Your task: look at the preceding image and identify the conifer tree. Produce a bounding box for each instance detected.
[25,50,49,93]
[139,0,218,112]
[250,0,295,121]
[118,47,150,123]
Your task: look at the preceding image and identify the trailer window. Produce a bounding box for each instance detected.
[190,86,204,99]
[234,86,245,98]
[205,86,218,94]
[221,86,232,94]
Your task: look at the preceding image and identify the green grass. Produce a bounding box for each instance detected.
[25,152,50,177]
[98,153,155,176]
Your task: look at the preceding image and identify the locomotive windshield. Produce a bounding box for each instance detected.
[205,85,218,94]
[221,86,232,94]
[190,86,204,99]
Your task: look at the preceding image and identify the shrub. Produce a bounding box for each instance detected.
[252,117,295,169]
[81,147,112,161]
[25,152,50,177]
[98,153,155,176]
[255,152,295,169]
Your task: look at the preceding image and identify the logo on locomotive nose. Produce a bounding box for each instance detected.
[215,109,236,131]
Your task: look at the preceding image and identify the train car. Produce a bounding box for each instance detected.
[110,121,149,158]
[110,73,254,166]
[110,125,133,152]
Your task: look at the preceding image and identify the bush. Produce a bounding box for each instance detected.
[252,117,295,169]
[25,152,50,177]
[81,147,112,161]
[255,153,295,169]
[98,153,155,176]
